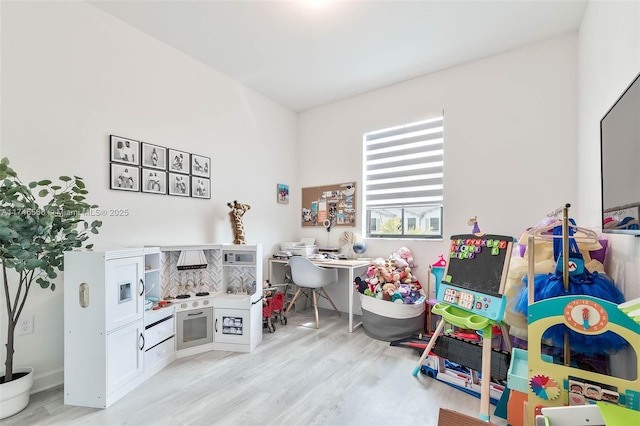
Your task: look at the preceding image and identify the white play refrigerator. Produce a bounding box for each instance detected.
[63,248,150,408]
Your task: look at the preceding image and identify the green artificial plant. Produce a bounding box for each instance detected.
[0,157,102,383]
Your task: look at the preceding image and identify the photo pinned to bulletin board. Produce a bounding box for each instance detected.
[301,182,356,227]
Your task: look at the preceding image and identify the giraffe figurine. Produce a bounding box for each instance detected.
[227,200,251,245]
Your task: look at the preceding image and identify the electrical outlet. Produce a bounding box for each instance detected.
[17,315,34,336]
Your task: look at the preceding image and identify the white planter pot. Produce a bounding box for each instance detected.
[0,367,34,419]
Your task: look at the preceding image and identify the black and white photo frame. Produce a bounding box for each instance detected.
[141,168,167,194]
[168,149,189,174]
[109,135,210,199]
[110,163,140,192]
[168,172,190,196]
[142,142,167,170]
[191,176,211,199]
[191,154,210,178]
[110,135,140,166]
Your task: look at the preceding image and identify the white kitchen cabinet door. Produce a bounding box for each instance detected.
[214,308,250,345]
[106,256,144,331]
[107,319,145,395]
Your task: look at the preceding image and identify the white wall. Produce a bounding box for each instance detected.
[298,34,579,276]
[578,0,640,302]
[0,1,299,391]
[4,0,639,395]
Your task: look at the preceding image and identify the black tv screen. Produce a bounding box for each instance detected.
[600,71,640,235]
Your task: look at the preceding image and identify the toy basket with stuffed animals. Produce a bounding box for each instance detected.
[353,246,426,341]
[360,294,426,342]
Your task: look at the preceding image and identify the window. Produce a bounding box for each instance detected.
[363,115,444,239]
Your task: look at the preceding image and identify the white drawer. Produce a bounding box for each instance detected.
[145,336,174,369]
[145,315,175,349]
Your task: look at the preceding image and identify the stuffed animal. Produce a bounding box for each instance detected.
[367,279,378,294]
[262,280,273,305]
[391,272,401,288]
[366,264,377,278]
[382,282,397,293]
[354,276,367,294]
[391,292,404,303]
[401,266,413,284]
[384,257,395,271]
[372,257,386,267]
[227,200,250,244]
[397,246,416,268]
[376,265,391,284]
[358,252,424,304]
[390,252,408,268]
[408,289,421,303]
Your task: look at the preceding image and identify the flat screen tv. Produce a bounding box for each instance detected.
[600,71,640,235]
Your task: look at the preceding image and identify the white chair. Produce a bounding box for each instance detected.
[284,256,341,329]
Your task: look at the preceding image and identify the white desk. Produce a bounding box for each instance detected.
[268,257,370,332]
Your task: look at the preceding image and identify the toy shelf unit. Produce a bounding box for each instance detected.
[420,332,510,406]
[413,234,516,423]
[144,246,161,304]
[527,296,640,423]
[525,205,640,425]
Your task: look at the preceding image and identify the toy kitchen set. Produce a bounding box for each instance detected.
[162,244,263,356]
[63,243,262,409]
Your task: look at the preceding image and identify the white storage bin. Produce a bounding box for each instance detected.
[360,294,425,342]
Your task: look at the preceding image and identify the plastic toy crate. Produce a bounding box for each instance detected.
[508,348,553,393]
[507,348,529,393]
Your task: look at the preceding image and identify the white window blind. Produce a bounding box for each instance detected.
[364,116,444,210]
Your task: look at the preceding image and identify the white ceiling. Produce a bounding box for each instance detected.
[89,0,588,112]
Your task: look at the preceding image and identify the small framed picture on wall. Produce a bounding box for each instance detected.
[191,154,210,178]
[110,135,140,166]
[141,168,167,194]
[141,142,167,170]
[191,177,211,199]
[168,149,189,174]
[110,163,140,192]
[168,172,190,196]
[277,183,289,204]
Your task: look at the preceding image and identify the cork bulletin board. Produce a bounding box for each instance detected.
[301,182,356,227]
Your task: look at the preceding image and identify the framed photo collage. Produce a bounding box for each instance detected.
[109,135,211,199]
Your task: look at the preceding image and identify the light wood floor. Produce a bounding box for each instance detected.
[5,308,508,426]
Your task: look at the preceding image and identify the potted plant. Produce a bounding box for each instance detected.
[0,157,102,418]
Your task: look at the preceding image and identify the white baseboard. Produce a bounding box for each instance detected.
[31,367,63,394]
